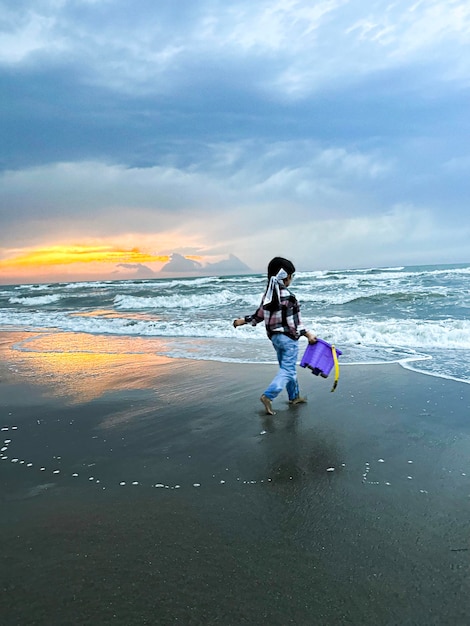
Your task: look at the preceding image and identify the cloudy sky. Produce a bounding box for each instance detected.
[1,0,469,283]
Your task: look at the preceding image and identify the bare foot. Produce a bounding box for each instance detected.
[260,394,275,415]
[289,396,307,405]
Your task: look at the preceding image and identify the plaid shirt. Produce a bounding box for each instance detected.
[244,286,307,341]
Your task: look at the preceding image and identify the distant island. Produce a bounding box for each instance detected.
[160,253,251,275]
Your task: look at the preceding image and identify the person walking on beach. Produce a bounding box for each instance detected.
[233,257,317,415]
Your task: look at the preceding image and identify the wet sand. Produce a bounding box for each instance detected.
[1,330,470,625]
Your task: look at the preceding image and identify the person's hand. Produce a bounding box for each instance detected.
[305,331,317,344]
[233,318,245,328]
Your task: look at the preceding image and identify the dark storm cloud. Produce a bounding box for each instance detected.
[1,0,470,269]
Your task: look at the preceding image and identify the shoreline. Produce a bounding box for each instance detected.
[3,325,470,387]
[2,330,470,625]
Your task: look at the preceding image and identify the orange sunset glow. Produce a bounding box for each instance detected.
[0,245,203,284]
[0,245,171,268]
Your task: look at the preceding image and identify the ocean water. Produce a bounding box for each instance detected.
[1,263,469,384]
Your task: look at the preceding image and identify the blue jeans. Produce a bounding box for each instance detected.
[263,333,300,401]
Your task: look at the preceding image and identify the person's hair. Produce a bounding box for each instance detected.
[267,257,295,279]
[264,257,295,311]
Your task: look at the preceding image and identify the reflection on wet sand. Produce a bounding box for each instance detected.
[260,412,343,487]
[4,331,173,403]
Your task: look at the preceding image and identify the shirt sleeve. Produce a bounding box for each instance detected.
[286,291,308,337]
[244,300,265,325]
[297,313,307,335]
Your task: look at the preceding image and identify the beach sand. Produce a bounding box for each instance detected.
[1,330,470,625]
